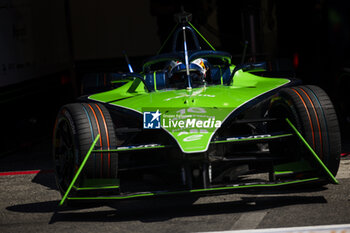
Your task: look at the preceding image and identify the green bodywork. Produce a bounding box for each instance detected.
[89,69,290,153]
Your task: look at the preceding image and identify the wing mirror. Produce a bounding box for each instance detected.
[225,61,267,85]
[241,62,266,72]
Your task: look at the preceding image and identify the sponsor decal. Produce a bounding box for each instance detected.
[116,144,162,150]
[183,134,203,142]
[226,134,272,141]
[162,118,221,129]
[143,107,222,132]
[143,110,161,129]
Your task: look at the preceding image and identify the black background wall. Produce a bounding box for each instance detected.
[1,0,349,154]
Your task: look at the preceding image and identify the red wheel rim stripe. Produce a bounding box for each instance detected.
[291,88,316,148]
[87,104,103,177]
[298,87,323,159]
[94,104,111,177]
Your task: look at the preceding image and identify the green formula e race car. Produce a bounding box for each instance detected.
[53,12,341,206]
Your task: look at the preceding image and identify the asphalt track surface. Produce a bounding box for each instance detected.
[1,137,350,233]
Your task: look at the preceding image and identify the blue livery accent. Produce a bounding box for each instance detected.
[210,66,232,84]
[144,72,168,91]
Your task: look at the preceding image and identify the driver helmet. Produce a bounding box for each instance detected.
[168,58,209,79]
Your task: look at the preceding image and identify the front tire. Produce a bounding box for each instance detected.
[53,102,118,195]
[268,85,341,178]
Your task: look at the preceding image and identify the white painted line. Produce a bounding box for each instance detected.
[230,211,267,230]
[196,223,350,233]
[336,160,350,179]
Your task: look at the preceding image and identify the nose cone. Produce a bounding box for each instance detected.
[137,88,234,153]
[108,87,237,153]
[161,107,232,153]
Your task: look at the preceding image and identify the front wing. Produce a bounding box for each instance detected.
[59,118,338,205]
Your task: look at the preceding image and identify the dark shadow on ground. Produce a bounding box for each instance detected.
[6,194,327,224]
[31,171,58,190]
